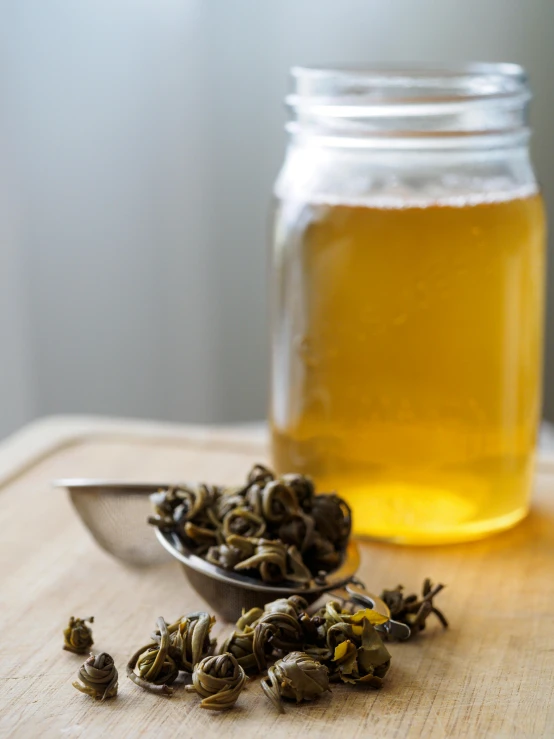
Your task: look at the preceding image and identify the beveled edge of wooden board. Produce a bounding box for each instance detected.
[0,415,268,490]
[1,414,553,492]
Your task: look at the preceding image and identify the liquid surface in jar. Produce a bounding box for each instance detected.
[270,190,545,543]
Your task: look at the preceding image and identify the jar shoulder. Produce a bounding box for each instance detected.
[274,144,539,207]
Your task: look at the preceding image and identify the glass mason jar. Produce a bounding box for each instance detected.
[270,64,546,544]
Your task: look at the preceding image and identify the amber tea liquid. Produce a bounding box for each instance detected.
[271,191,545,543]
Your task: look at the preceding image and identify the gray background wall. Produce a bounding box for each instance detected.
[1,0,554,438]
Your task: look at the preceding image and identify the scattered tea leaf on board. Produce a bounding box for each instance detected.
[261,651,330,714]
[72,652,118,700]
[186,653,247,710]
[380,578,448,636]
[127,617,179,696]
[63,616,94,654]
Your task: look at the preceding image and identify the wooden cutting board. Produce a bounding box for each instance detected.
[1,416,553,739]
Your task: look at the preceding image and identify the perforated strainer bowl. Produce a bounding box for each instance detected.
[54,479,172,567]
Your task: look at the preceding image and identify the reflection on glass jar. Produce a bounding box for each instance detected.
[270,64,546,544]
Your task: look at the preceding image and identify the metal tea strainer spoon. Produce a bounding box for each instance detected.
[54,479,173,567]
[55,478,410,635]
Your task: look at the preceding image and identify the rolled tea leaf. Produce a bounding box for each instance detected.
[304,532,342,572]
[380,579,448,635]
[219,607,264,672]
[159,611,215,672]
[206,542,245,570]
[380,584,408,617]
[219,629,257,671]
[357,619,391,680]
[323,600,389,630]
[183,521,219,545]
[259,481,298,524]
[225,534,257,558]
[261,651,330,714]
[298,611,327,649]
[234,539,289,583]
[214,491,245,522]
[278,512,315,553]
[223,507,266,539]
[186,653,247,710]
[63,616,94,654]
[286,545,313,584]
[310,493,351,549]
[280,473,315,511]
[73,652,118,700]
[262,596,308,618]
[236,607,263,631]
[327,618,391,686]
[247,464,275,486]
[127,617,179,695]
[252,610,304,670]
[148,484,220,536]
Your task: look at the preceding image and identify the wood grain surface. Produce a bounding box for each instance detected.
[0,417,553,739]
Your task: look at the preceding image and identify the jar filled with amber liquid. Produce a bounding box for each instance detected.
[270,64,546,544]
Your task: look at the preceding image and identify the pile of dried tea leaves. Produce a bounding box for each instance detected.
[220,594,394,712]
[121,583,446,712]
[68,580,447,712]
[148,465,351,585]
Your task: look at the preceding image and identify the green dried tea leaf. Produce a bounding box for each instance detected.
[234,539,289,583]
[127,617,179,696]
[73,652,118,700]
[219,629,258,671]
[380,579,448,636]
[158,611,215,672]
[186,653,247,710]
[63,616,94,654]
[261,651,330,714]
[328,617,391,686]
[236,607,264,630]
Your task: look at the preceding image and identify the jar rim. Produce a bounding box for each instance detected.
[290,63,528,100]
[286,62,531,145]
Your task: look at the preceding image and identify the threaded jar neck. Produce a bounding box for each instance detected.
[286,63,531,149]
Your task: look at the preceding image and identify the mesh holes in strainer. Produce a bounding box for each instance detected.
[69,489,170,567]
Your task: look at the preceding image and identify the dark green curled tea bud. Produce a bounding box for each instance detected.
[186,653,247,710]
[127,617,179,695]
[379,578,448,636]
[261,651,330,714]
[219,629,257,671]
[247,464,275,486]
[252,610,304,671]
[280,473,315,510]
[263,595,308,618]
[206,542,245,570]
[234,539,289,583]
[72,652,118,701]
[236,607,263,631]
[160,611,215,672]
[63,616,94,654]
[259,480,298,524]
[327,618,391,686]
[218,607,263,672]
[310,493,351,549]
[222,507,266,538]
